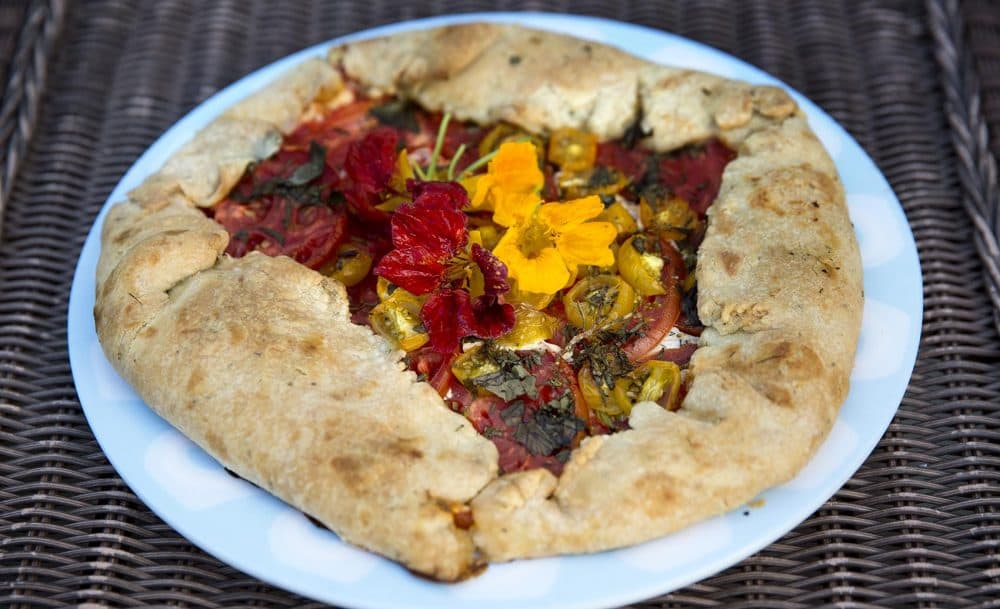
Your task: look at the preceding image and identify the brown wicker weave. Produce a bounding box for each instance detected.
[1,1,998,607]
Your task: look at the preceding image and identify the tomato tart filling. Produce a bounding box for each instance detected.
[207,91,735,476]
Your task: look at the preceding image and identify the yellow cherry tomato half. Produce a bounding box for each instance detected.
[577,365,625,417]
[558,166,630,199]
[547,127,598,173]
[639,188,701,241]
[496,305,559,349]
[562,274,637,331]
[368,289,427,352]
[611,360,682,414]
[598,200,639,240]
[450,345,500,386]
[617,234,667,296]
[321,243,373,287]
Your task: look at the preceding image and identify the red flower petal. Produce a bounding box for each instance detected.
[344,127,399,193]
[344,189,390,223]
[421,289,477,353]
[470,243,510,297]
[407,180,469,209]
[471,295,515,339]
[374,247,447,295]
[390,197,468,260]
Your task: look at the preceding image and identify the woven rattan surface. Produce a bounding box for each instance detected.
[2,1,998,607]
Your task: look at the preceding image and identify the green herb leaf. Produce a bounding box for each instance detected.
[369,99,420,132]
[468,344,540,401]
[233,142,330,206]
[287,141,327,185]
[572,328,638,391]
[514,403,584,456]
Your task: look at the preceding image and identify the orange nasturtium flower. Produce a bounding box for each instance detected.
[468,141,544,227]
[493,196,617,294]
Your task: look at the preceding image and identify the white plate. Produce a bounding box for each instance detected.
[68,12,922,609]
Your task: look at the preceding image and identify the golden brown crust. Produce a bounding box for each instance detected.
[94,24,862,576]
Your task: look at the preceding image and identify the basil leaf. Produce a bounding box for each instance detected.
[287,141,327,186]
[514,408,584,456]
[475,370,537,401]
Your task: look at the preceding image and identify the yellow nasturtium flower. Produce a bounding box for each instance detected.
[469,141,544,227]
[493,196,617,294]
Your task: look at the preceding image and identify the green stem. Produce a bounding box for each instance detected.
[426,113,452,181]
[446,144,467,181]
[458,148,499,178]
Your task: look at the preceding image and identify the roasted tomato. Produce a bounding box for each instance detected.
[557,165,630,199]
[457,347,585,475]
[655,138,735,217]
[562,274,637,331]
[320,241,373,287]
[214,197,347,271]
[597,200,638,240]
[618,234,669,296]
[495,305,559,349]
[639,187,702,241]
[547,127,598,173]
[579,359,682,428]
[622,240,684,361]
[368,289,428,352]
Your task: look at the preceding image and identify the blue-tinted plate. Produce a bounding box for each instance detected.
[68,13,921,609]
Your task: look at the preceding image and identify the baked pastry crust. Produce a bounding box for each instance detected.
[94,24,862,579]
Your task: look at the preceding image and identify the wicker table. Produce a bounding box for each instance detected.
[2,1,997,607]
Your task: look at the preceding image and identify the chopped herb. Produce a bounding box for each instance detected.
[508,55,522,65]
[572,326,639,390]
[369,99,420,132]
[469,344,540,401]
[513,397,584,456]
[500,401,526,427]
[587,165,618,188]
[233,141,330,206]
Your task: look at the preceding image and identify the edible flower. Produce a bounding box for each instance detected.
[374,181,515,353]
[468,141,544,227]
[342,127,403,221]
[493,196,617,294]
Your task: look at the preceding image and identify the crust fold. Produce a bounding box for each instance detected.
[95,26,863,576]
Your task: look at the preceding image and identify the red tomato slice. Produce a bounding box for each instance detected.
[596,140,649,185]
[654,343,698,366]
[623,241,684,362]
[214,197,347,271]
[457,351,582,476]
[284,98,378,151]
[656,138,735,217]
